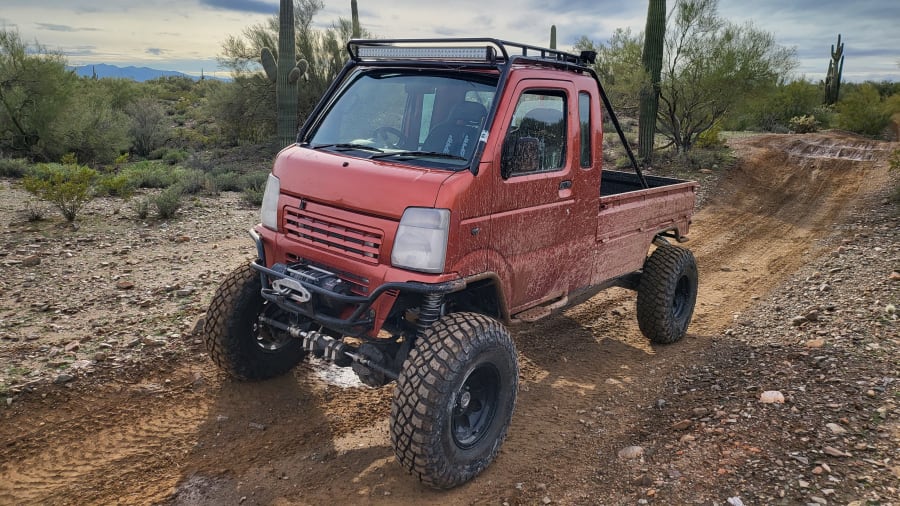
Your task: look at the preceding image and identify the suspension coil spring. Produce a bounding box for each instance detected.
[416,292,443,339]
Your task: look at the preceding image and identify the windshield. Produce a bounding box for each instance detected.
[305,69,497,170]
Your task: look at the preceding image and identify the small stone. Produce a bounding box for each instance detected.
[175,287,195,297]
[22,255,41,267]
[672,419,692,430]
[216,414,229,423]
[633,474,653,486]
[541,497,552,505]
[679,434,696,443]
[54,373,75,384]
[823,446,848,457]
[825,423,847,435]
[798,479,810,488]
[692,407,709,417]
[617,446,644,459]
[175,235,191,242]
[64,341,80,352]
[805,309,820,321]
[791,316,808,326]
[889,271,900,282]
[249,422,267,430]
[810,497,828,505]
[759,391,785,404]
[116,280,135,290]
[805,338,825,348]
[727,498,745,506]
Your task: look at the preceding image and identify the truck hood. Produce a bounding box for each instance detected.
[272,145,455,220]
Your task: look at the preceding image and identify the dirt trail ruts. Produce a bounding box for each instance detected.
[0,132,893,505]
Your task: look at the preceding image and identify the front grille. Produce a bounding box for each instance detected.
[283,206,383,265]
[285,254,370,295]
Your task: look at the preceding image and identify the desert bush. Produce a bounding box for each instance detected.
[97,173,137,198]
[127,97,170,157]
[0,157,31,178]
[789,115,819,133]
[121,161,181,188]
[22,163,97,222]
[239,171,270,206]
[176,169,216,195]
[211,170,243,192]
[154,187,182,219]
[836,84,892,137]
[695,123,725,149]
[162,149,189,165]
[133,197,151,220]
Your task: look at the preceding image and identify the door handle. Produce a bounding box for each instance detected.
[558,180,572,190]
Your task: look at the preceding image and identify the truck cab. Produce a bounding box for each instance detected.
[204,39,698,490]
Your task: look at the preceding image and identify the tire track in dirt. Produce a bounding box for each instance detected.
[0,132,892,505]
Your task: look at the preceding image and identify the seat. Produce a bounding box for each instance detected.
[518,107,565,170]
[421,101,488,158]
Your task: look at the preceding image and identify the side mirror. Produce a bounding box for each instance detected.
[501,136,540,179]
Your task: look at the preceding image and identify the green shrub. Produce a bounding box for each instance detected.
[695,123,725,149]
[97,173,137,198]
[241,186,265,207]
[133,197,151,220]
[154,187,182,219]
[0,157,30,178]
[162,149,189,165]
[212,170,242,192]
[121,161,180,189]
[788,115,819,133]
[836,84,891,137]
[22,163,97,222]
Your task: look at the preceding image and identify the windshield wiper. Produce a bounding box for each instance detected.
[309,143,384,153]
[370,150,467,161]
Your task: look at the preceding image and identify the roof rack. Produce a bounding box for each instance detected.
[346,38,596,67]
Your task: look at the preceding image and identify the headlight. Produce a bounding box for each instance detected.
[260,173,280,231]
[391,208,450,274]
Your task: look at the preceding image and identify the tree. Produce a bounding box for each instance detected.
[0,29,76,160]
[658,0,795,152]
[127,97,170,157]
[574,29,646,117]
[214,0,370,145]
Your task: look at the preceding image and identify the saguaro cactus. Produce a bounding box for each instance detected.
[550,25,557,49]
[261,0,308,147]
[824,34,844,105]
[638,0,665,164]
[351,0,361,38]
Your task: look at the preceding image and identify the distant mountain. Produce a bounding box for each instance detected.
[70,64,227,82]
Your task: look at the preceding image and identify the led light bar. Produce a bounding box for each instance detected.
[356,45,495,61]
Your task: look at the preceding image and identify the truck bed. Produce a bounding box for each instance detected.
[591,170,697,284]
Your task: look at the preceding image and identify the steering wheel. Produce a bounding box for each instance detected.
[372,126,402,148]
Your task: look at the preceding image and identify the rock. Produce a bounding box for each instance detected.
[22,255,41,267]
[142,336,166,347]
[633,474,653,486]
[54,373,75,384]
[809,497,827,505]
[175,287,195,297]
[890,271,900,281]
[617,446,644,459]
[759,391,785,404]
[825,423,847,435]
[805,309,820,321]
[791,315,808,326]
[727,498,745,506]
[541,497,552,505]
[116,280,135,290]
[823,446,849,457]
[249,422,267,431]
[692,407,709,417]
[64,341,80,352]
[805,338,825,348]
[672,419,692,430]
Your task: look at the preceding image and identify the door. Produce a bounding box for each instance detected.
[488,79,595,313]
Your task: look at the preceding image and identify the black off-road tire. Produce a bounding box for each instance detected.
[636,245,698,344]
[204,262,305,380]
[390,312,518,489]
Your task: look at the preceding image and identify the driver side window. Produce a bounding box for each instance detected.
[502,90,567,176]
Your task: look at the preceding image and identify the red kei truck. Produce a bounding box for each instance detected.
[204,39,699,489]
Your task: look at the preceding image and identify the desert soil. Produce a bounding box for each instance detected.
[0,132,897,505]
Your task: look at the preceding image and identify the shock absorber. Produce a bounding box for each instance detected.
[416,292,443,339]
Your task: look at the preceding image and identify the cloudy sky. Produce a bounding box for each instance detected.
[2,0,897,81]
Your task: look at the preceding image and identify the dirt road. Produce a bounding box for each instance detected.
[0,132,895,505]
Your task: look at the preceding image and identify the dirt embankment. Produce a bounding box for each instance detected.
[0,132,896,505]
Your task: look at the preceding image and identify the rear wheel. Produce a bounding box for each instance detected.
[390,312,518,489]
[636,245,698,344]
[204,262,306,380]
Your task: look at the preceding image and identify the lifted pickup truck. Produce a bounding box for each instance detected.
[205,38,698,489]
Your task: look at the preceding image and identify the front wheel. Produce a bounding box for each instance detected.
[390,312,518,489]
[636,245,699,344]
[204,262,306,380]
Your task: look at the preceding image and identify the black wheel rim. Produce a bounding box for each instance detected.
[672,274,691,321]
[252,303,293,352]
[452,364,501,449]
